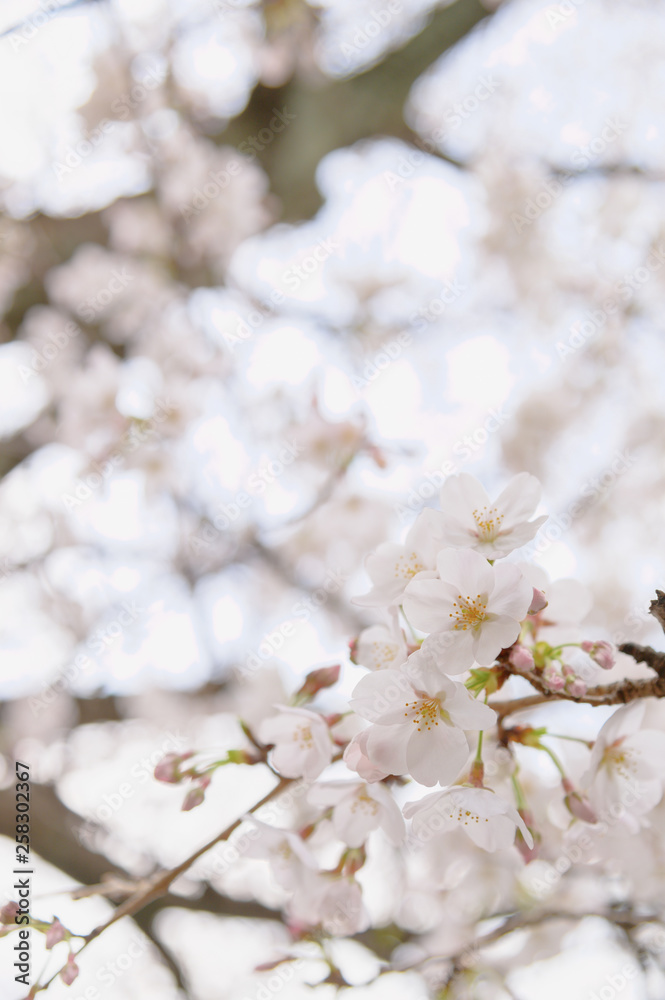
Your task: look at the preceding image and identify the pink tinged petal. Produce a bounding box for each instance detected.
[486,516,548,555]
[350,668,416,724]
[343,731,389,782]
[436,547,495,596]
[445,686,497,730]
[494,472,543,523]
[405,725,469,787]
[332,791,382,847]
[308,780,364,809]
[365,723,410,776]
[418,633,478,675]
[367,783,406,845]
[489,563,533,619]
[624,731,665,779]
[472,616,521,665]
[406,507,449,562]
[440,474,492,529]
[599,701,646,746]
[402,578,454,633]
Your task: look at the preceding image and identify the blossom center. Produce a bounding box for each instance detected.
[449,593,489,631]
[444,805,490,827]
[405,696,441,732]
[294,724,314,750]
[472,505,504,542]
[605,742,637,779]
[371,640,398,669]
[350,791,379,815]
[394,551,425,580]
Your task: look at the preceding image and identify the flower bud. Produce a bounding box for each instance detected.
[45,917,67,949]
[295,664,341,701]
[61,954,79,986]
[528,587,548,615]
[508,644,535,671]
[154,751,193,783]
[562,779,597,823]
[182,786,206,811]
[566,677,587,697]
[543,665,565,692]
[0,901,19,924]
[516,810,539,862]
[581,640,616,670]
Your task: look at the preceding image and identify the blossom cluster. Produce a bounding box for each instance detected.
[144,471,665,954]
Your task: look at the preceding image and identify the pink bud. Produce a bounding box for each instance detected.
[567,678,587,697]
[543,666,565,691]
[0,901,19,924]
[61,954,79,986]
[581,640,616,670]
[508,644,535,671]
[182,785,206,811]
[563,783,597,824]
[45,917,67,949]
[516,810,539,862]
[296,664,341,700]
[154,751,193,783]
[528,587,548,615]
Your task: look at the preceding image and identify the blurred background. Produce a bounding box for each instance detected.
[2,0,665,997]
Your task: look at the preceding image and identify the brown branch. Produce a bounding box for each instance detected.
[494,662,665,717]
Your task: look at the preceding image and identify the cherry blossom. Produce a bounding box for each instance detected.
[582,702,665,826]
[258,706,333,781]
[242,816,317,890]
[404,786,533,852]
[435,472,548,558]
[352,507,446,608]
[353,609,408,671]
[403,547,533,666]
[308,779,405,846]
[349,661,496,786]
[292,874,369,935]
[342,728,390,782]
